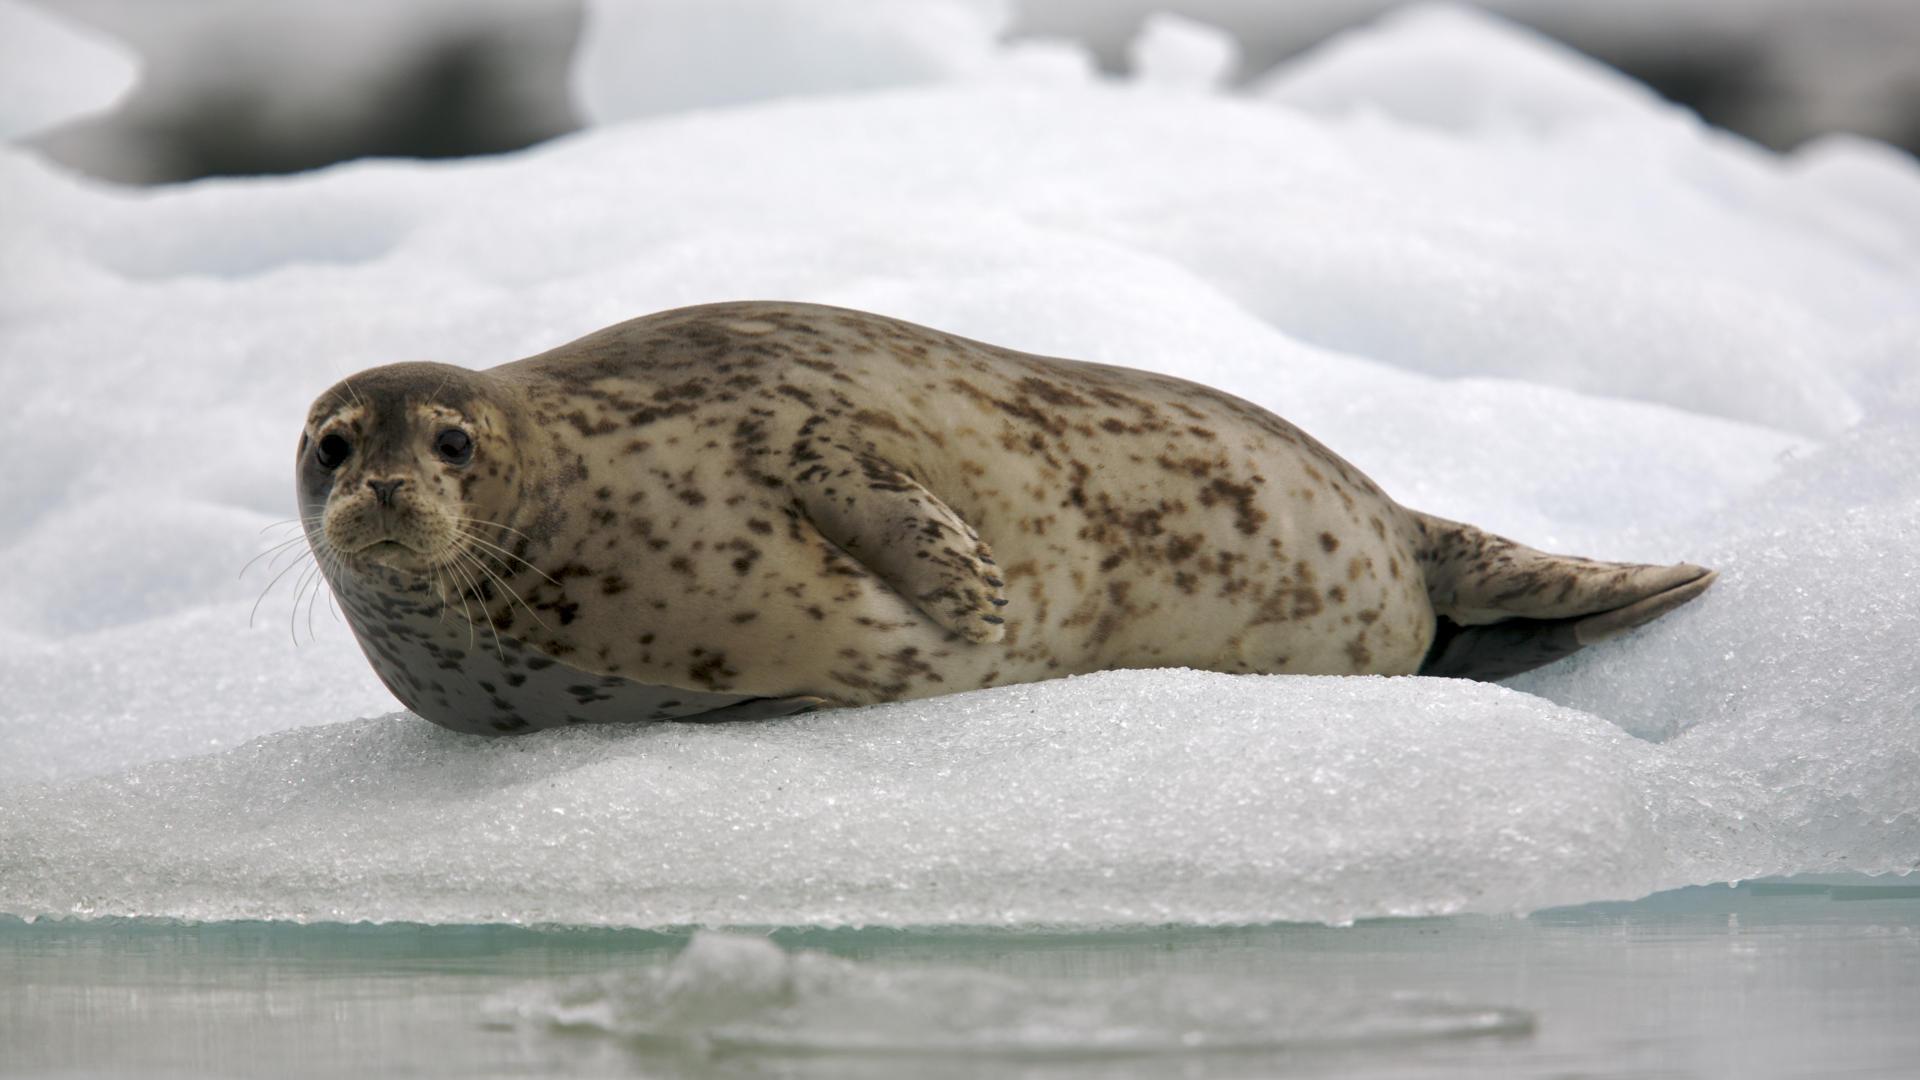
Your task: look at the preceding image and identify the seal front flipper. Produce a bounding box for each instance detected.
[788,447,1008,643]
[1412,512,1716,681]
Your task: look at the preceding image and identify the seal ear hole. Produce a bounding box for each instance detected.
[315,433,351,470]
[434,428,474,466]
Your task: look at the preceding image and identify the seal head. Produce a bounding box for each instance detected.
[298,362,538,579]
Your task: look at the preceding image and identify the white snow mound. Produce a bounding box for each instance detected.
[1256,3,1666,135]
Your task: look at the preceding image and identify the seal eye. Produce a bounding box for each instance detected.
[434,428,473,466]
[315,433,351,470]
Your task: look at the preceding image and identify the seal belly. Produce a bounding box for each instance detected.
[327,565,763,734]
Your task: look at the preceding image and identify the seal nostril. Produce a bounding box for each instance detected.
[367,478,405,506]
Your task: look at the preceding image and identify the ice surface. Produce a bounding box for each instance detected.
[0,0,140,140]
[481,930,1533,1055]
[0,672,1688,926]
[0,5,1916,928]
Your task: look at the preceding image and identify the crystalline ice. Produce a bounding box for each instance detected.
[0,1,1916,929]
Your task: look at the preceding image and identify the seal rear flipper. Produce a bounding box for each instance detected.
[790,447,1009,643]
[1412,511,1716,681]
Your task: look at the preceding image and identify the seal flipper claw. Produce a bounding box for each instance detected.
[1412,512,1715,681]
[790,447,1008,643]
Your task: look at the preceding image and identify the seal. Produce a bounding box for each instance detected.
[297,301,1715,734]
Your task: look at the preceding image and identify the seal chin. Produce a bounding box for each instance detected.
[350,538,435,573]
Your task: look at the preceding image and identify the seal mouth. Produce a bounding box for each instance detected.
[351,538,430,570]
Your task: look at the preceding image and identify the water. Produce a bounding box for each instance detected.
[5,880,1917,1079]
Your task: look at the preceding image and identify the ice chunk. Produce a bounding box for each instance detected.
[1254,3,1668,135]
[482,930,1534,1054]
[0,672,1682,926]
[571,0,1014,125]
[0,5,1915,930]
[1126,12,1239,93]
[0,0,139,140]
[1514,382,1920,878]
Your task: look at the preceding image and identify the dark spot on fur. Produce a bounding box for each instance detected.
[1199,477,1267,536]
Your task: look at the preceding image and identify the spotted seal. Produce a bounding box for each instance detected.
[297,301,1714,734]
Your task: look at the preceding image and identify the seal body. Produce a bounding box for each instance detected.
[297,301,1713,733]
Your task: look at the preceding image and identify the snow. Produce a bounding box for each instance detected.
[1126,12,1239,93]
[1255,4,1664,135]
[0,0,139,140]
[1,4,1916,928]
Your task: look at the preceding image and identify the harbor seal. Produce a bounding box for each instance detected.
[297,301,1715,734]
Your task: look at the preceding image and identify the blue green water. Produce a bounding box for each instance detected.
[4,881,1917,1079]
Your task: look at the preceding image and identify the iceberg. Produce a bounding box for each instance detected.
[1,2,1915,929]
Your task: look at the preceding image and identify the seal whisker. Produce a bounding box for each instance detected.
[441,555,483,654]
[239,533,314,579]
[447,515,544,548]
[447,549,509,662]
[314,542,347,625]
[437,561,472,634]
[286,522,346,642]
[302,537,345,642]
[455,542,554,636]
[250,549,317,629]
[452,527,561,588]
[288,558,323,646]
[424,566,443,621]
[427,565,455,627]
[268,540,319,574]
[302,561,329,644]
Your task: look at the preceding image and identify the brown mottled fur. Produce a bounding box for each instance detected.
[300,301,1713,725]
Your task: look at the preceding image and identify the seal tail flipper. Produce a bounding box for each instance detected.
[1411,512,1716,681]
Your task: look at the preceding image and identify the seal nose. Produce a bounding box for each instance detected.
[367,478,405,507]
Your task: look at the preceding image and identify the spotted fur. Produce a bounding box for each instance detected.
[297,301,1713,733]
